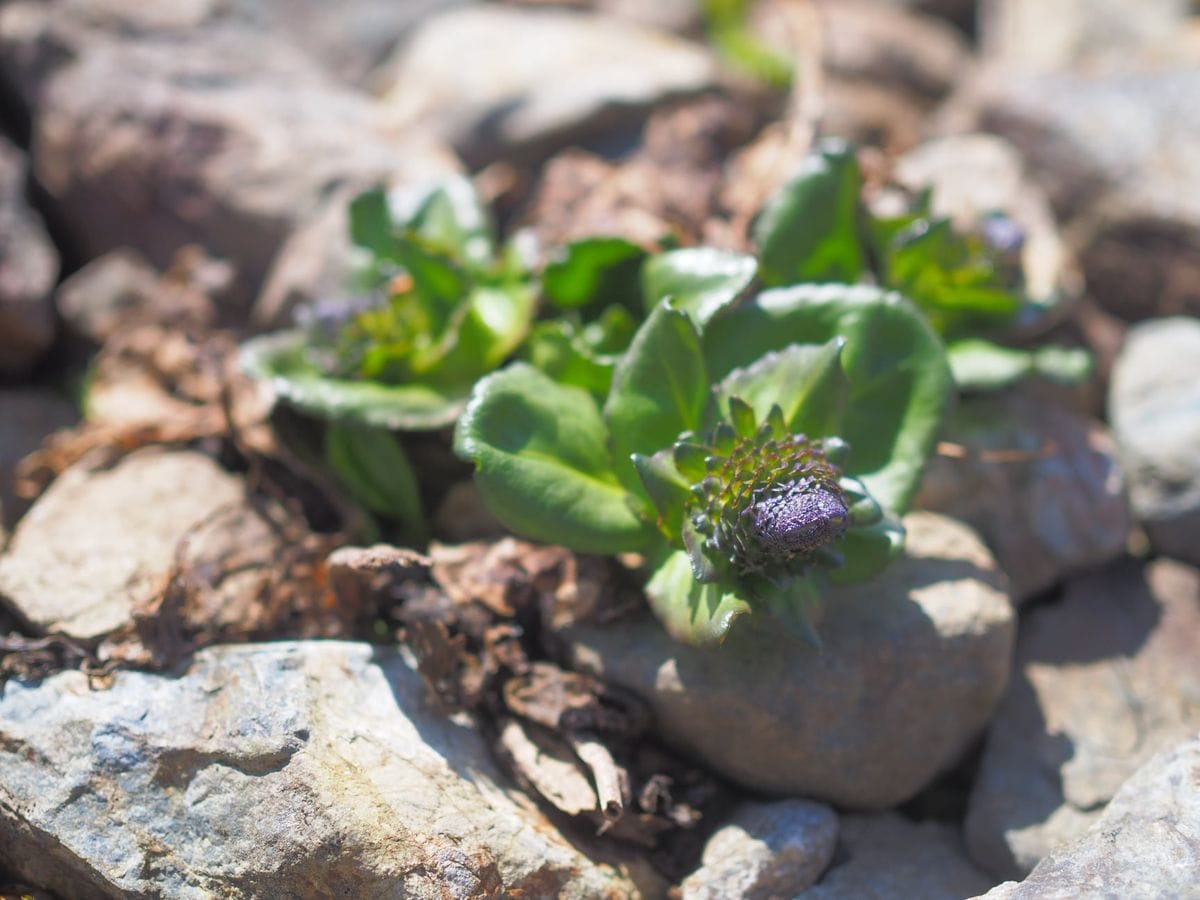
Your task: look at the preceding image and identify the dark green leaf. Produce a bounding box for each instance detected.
[829,516,905,585]
[604,300,709,495]
[645,548,753,645]
[632,450,693,541]
[325,423,427,542]
[454,363,656,553]
[641,248,757,325]
[703,284,952,515]
[543,237,646,311]
[753,139,865,286]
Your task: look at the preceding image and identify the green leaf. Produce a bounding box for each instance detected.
[543,237,646,311]
[645,548,752,645]
[947,339,1093,392]
[454,363,656,553]
[703,284,952,515]
[325,423,427,542]
[240,331,467,430]
[829,516,906,585]
[524,322,617,399]
[604,300,709,495]
[641,248,757,326]
[753,139,865,286]
[420,283,536,387]
[713,338,848,438]
[632,450,693,541]
[390,176,495,271]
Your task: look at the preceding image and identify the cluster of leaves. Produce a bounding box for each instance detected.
[455,285,951,645]
[754,139,1091,391]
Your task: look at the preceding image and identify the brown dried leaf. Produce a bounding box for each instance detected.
[496,717,599,818]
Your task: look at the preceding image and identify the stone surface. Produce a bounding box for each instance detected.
[54,249,162,342]
[891,133,1079,318]
[0,448,251,639]
[965,558,1200,879]
[4,2,456,316]
[559,512,1015,807]
[0,387,78,533]
[0,135,57,373]
[802,813,994,899]
[680,799,838,899]
[917,383,1130,601]
[1109,317,1200,566]
[374,5,719,166]
[971,733,1200,899]
[0,641,649,898]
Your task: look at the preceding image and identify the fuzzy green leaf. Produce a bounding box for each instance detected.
[604,300,709,495]
[454,364,656,553]
[632,450,693,541]
[240,330,467,430]
[645,548,753,645]
[947,338,1093,392]
[703,284,952,515]
[829,516,906,585]
[753,139,865,286]
[641,248,757,326]
[713,338,848,438]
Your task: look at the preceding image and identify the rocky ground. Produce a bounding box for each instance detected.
[1,0,1199,897]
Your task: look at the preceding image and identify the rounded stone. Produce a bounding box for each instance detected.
[557,512,1015,807]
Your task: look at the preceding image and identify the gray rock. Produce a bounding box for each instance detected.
[917,383,1130,601]
[0,135,57,373]
[0,387,77,534]
[891,134,1080,321]
[970,733,1200,899]
[965,558,1200,879]
[680,799,838,899]
[5,2,456,316]
[54,249,162,342]
[0,641,650,898]
[373,5,719,166]
[0,448,251,639]
[559,512,1015,807]
[1109,317,1200,565]
[801,813,994,899]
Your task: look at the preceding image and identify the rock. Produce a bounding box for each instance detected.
[680,799,838,899]
[1109,317,1200,565]
[374,5,719,167]
[0,135,57,373]
[964,558,1200,879]
[978,0,1193,72]
[7,3,456,317]
[917,383,1130,601]
[801,813,994,899]
[54,249,162,342]
[945,61,1200,322]
[0,448,252,639]
[890,133,1080,319]
[558,512,1015,807]
[970,733,1200,899]
[0,387,77,533]
[0,641,650,897]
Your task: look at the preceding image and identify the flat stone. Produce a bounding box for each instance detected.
[559,512,1015,807]
[0,641,649,897]
[53,249,163,342]
[0,448,248,639]
[801,813,994,899]
[1109,317,1200,566]
[965,558,1200,878]
[0,135,57,373]
[917,383,1130,601]
[680,799,838,899]
[970,733,1200,899]
[374,5,719,166]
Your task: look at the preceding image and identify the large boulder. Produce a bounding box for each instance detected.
[0,641,651,897]
[557,512,1015,807]
[965,558,1200,878]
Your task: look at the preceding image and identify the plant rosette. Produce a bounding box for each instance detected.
[455,284,952,645]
